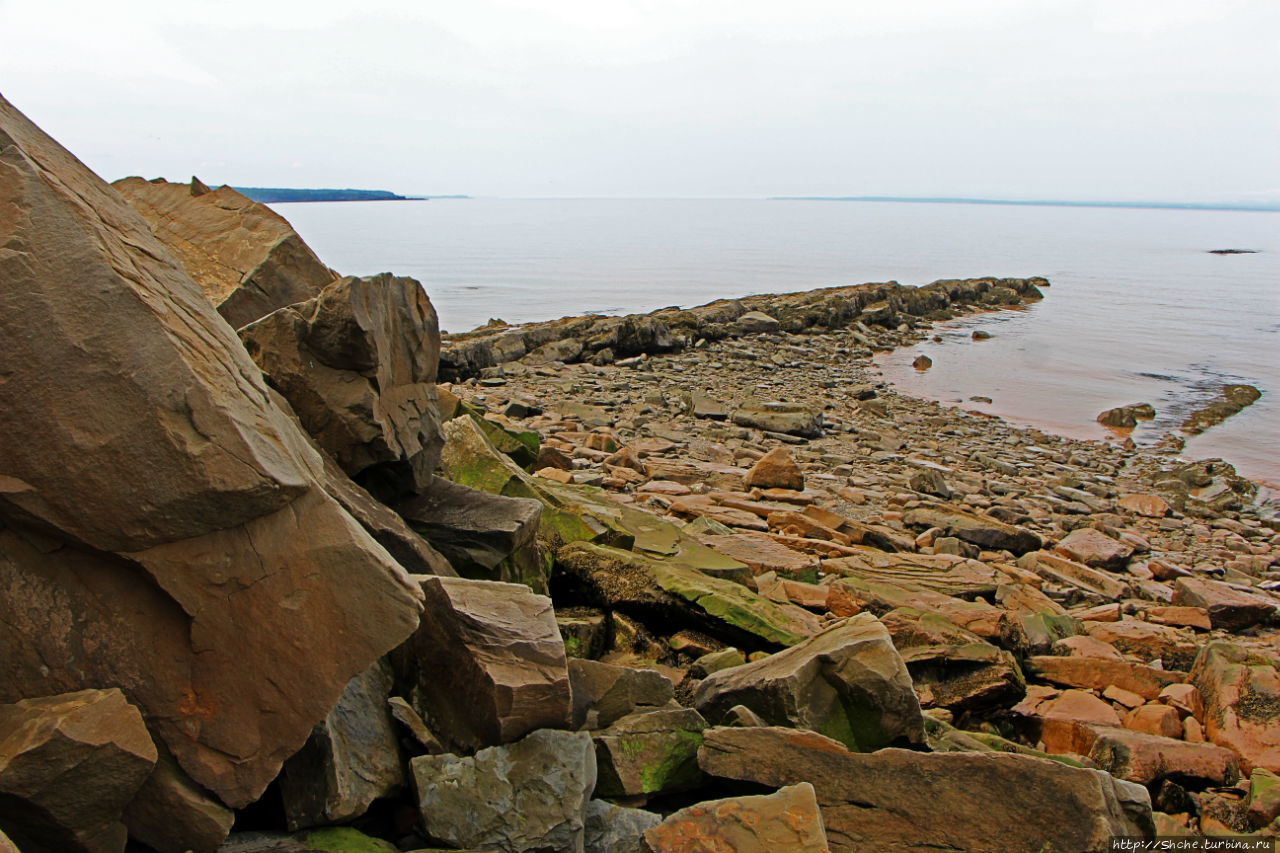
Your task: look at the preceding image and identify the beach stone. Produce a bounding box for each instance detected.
[1159,683,1205,721]
[908,468,952,498]
[698,725,1154,852]
[593,708,708,797]
[692,614,926,751]
[568,659,675,731]
[583,800,660,853]
[411,729,596,853]
[0,95,425,807]
[903,506,1043,555]
[730,402,822,438]
[1171,576,1278,631]
[394,576,571,751]
[1040,689,1122,727]
[1144,605,1212,631]
[113,176,336,328]
[912,354,932,370]
[1124,704,1184,739]
[1088,726,1239,787]
[1190,642,1280,773]
[643,782,828,853]
[881,608,1026,713]
[1054,527,1134,571]
[0,689,156,853]
[279,659,403,831]
[1246,768,1280,829]
[1025,656,1184,701]
[734,310,783,334]
[1084,619,1200,670]
[1052,635,1124,660]
[555,541,820,648]
[744,446,805,491]
[1118,493,1171,518]
[1097,403,1155,430]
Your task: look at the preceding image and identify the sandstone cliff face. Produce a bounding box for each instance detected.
[0,93,423,809]
[112,175,337,329]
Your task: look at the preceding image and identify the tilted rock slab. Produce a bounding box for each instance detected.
[643,782,830,853]
[113,176,337,328]
[395,576,572,751]
[280,660,404,831]
[699,725,1155,853]
[239,272,444,496]
[693,614,925,752]
[0,94,423,808]
[903,505,1043,556]
[411,729,597,853]
[0,689,156,853]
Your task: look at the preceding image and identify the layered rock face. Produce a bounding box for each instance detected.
[113,176,337,328]
[0,93,423,812]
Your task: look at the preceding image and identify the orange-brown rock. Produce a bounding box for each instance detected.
[1158,683,1205,721]
[1117,493,1171,518]
[1040,690,1122,727]
[1054,526,1134,571]
[113,176,337,328]
[1144,605,1212,631]
[1191,642,1280,773]
[698,725,1154,852]
[744,446,805,491]
[0,94,423,808]
[1026,656,1185,700]
[1087,725,1239,787]
[0,689,157,853]
[1171,577,1278,632]
[1124,704,1184,739]
[1084,619,1200,670]
[698,532,820,577]
[643,782,829,853]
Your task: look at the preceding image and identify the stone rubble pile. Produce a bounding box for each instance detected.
[1,92,1277,853]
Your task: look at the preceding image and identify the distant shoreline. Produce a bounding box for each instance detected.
[234,186,470,204]
[771,195,1280,213]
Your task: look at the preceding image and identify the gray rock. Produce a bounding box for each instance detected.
[123,741,234,853]
[583,800,660,853]
[693,614,925,752]
[411,729,597,853]
[569,659,675,730]
[397,477,542,581]
[731,402,823,438]
[593,709,708,798]
[280,660,403,830]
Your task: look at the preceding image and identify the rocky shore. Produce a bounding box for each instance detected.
[1,91,1278,853]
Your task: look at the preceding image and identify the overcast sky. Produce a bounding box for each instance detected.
[2,0,1277,201]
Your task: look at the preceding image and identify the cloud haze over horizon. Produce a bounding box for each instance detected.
[2,0,1277,202]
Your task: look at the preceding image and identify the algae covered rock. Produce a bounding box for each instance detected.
[592,708,708,797]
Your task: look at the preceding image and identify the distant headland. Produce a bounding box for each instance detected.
[231,186,470,203]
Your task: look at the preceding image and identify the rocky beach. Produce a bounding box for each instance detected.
[2,91,1278,853]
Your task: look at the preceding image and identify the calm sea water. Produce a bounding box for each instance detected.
[275,199,1279,486]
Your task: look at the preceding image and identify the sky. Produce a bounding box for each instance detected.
[2,0,1278,202]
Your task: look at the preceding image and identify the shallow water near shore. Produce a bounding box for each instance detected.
[276,198,1279,486]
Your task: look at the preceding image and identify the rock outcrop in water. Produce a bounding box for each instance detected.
[2,92,1278,851]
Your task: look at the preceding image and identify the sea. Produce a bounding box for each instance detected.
[272,198,1280,488]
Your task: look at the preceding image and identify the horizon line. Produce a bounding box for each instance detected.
[768,195,1280,213]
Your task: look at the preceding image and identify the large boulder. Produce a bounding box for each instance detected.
[693,614,925,751]
[239,272,444,499]
[699,725,1155,852]
[113,176,337,328]
[394,576,572,751]
[0,93,423,808]
[1172,577,1277,632]
[592,708,708,798]
[0,689,156,853]
[643,783,829,853]
[1191,642,1280,774]
[121,742,234,853]
[411,729,597,853]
